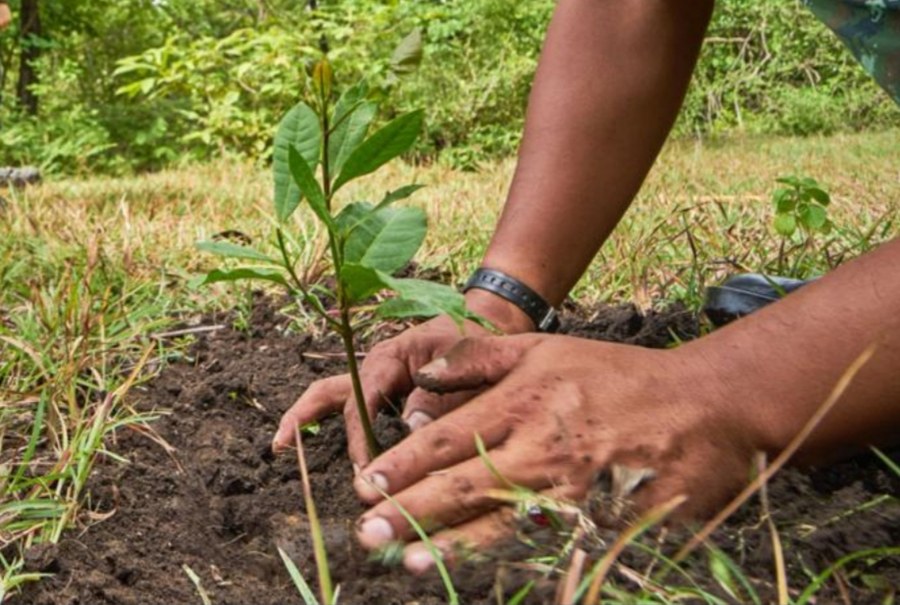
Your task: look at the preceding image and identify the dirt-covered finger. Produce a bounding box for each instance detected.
[353,390,522,502]
[413,334,544,394]
[272,374,351,452]
[355,444,558,549]
[400,483,586,574]
[401,507,517,574]
[402,387,482,430]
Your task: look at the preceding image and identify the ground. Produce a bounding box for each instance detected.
[1,131,898,603]
[12,299,900,605]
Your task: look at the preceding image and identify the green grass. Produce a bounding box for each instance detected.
[0,129,897,601]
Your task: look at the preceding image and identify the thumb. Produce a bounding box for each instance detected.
[413,334,543,393]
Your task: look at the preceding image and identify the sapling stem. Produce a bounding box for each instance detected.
[316,59,381,458]
[338,309,381,458]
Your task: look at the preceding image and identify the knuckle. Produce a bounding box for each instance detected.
[368,340,398,360]
[304,379,330,399]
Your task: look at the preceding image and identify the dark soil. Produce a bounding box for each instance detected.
[15,300,899,605]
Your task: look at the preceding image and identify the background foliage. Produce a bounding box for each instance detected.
[0,0,897,175]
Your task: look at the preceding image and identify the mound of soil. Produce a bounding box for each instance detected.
[14,301,899,605]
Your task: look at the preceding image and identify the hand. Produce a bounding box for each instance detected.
[350,334,765,573]
[272,289,537,464]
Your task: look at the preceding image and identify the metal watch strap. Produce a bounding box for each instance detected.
[463,268,560,333]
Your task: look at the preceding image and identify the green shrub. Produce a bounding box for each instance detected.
[1,0,896,175]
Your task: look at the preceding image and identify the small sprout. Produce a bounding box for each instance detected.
[370,541,405,566]
[300,421,321,436]
[772,175,833,237]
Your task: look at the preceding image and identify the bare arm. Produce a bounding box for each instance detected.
[698,237,900,463]
[470,0,714,329]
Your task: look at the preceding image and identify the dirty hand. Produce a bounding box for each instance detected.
[272,290,537,464]
[351,333,766,573]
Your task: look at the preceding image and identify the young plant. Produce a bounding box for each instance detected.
[771,175,834,274]
[197,45,472,458]
[772,175,833,238]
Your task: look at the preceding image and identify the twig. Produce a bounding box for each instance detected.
[150,324,225,340]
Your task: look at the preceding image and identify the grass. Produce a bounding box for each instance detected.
[0,128,897,601]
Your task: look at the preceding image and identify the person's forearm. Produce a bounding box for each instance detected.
[691,239,900,463]
[479,0,713,316]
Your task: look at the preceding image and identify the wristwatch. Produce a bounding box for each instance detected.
[463,268,560,333]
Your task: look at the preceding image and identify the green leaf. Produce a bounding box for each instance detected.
[390,29,424,75]
[378,276,468,325]
[799,176,819,189]
[335,201,376,236]
[775,176,802,188]
[196,241,275,263]
[200,267,288,287]
[332,110,424,192]
[774,213,797,237]
[344,206,426,273]
[332,81,368,127]
[278,548,321,605]
[300,288,333,320]
[376,184,425,210]
[807,187,831,205]
[288,145,335,232]
[798,203,828,231]
[772,188,796,213]
[340,262,390,303]
[329,83,378,178]
[274,102,321,222]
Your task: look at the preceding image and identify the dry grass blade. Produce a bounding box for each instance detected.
[182,564,213,605]
[756,452,788,605]
[150,324,226,340]
[583,494,688,605]
[557,545,587,605]
[295,427,334,605]
[674,344,877,562]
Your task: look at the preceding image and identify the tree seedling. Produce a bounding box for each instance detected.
[771,175,834,274]
[772,175,833,238]
[197,44,473,458]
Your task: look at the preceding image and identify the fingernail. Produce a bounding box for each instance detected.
[357,516,394,548]
[352,463,361,477]
[356,472,390,501]
[405,410,434,431]
[418,357,447,377]
[404,547,436,574]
